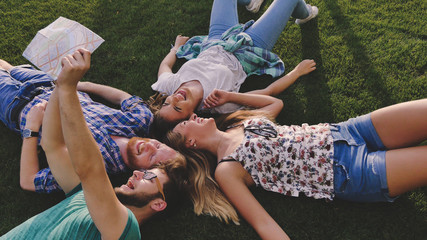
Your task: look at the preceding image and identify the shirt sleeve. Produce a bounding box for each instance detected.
[151,72,175,95]
[118,208,142,240]
[120,96,154,136]
[34,168,63,193]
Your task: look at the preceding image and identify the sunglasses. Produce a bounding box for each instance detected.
[140,169,166,201]
[245,124,277,138]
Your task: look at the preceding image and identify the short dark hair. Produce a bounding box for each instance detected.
[153,154,189,218]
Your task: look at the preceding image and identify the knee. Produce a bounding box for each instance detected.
[0,59,13,71]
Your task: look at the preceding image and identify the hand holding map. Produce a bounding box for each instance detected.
[23,17,104,79]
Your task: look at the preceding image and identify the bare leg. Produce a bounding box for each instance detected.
[371,99,427,149]
[0,59,13,71]
[386,145,427,196]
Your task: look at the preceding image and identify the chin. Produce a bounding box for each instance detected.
[115,185,129,194]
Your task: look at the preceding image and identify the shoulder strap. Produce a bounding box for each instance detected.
[218,158,237,165]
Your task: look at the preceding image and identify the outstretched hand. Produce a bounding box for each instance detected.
[56,48,91,88]
[294,59,316,76]
[26,100,48,131]
[203,89,230,109]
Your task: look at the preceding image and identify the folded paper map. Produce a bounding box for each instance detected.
[23,17,104,79]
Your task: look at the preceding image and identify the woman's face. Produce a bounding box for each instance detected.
[173,113,216,147]
[159,88,198,123]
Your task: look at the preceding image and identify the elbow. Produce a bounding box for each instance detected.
[72,156,103,180]
[20,178,35,192]
[118,94,132,105]
[277,99,284,109]
[72,163,91,180]
[40,137,57,153]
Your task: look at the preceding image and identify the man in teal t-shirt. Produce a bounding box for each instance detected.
[1,49,188,239]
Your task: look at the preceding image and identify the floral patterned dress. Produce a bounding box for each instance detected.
[222,117,335,200]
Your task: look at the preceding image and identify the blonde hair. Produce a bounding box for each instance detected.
[165,132,240,225]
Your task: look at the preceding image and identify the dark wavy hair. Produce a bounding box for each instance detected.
[145,92,182,140]
[151,152,190,218]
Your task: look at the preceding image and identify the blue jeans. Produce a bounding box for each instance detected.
[237,0,251,6]
[0,65,54,133]
[208,0,309,50]
[331,114,397,202]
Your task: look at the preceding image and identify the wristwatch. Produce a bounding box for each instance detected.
[22,129,39,138]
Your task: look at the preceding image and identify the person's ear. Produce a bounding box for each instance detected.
[187,139,197,149]
[150,199,167,212]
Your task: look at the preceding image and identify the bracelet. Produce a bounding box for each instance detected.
[170,48,178,52]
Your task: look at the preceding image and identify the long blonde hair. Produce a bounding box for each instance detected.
[165,132,240,225]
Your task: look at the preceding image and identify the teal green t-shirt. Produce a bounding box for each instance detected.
[1,185,141,240]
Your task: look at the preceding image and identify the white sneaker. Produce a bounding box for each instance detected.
[295,4,319,25]
[246,0,264,13]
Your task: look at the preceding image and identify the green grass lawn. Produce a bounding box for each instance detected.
[0,0,426,239]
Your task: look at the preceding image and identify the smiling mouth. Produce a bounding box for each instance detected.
[136,141,145,154]
[176,90,187,100]
[127,180,135,189]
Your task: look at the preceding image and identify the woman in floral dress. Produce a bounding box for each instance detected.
[166,90,427,239]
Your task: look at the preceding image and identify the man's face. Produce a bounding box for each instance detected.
[126,137,178,169]
[115,168,168,207]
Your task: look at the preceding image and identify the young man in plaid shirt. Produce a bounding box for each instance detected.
[0,58,181,193]
[1,49,188,239]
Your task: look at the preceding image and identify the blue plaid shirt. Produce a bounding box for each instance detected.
[177,20,285,77]
[20,88,153,193]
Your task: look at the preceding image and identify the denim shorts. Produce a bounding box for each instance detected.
[0,65,53,132]
[331,113,397,202]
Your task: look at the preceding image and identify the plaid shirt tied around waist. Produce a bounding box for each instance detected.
[177,20,285,78]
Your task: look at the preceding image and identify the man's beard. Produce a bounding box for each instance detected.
[115,187,162,208]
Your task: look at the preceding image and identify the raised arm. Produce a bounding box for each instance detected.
[215,162,290,240]
[56,49,129,239]
[77,81,131,105]
[19,101,47,192]
[157,35,189,77]
[248,59,317,96]
[41,85,81,194]
[204,90,284,118]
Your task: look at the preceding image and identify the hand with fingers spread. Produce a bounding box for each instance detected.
[56,48,91,88]
[293,59,316,76]
[26,100,48,131]
[203,89,230,109]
